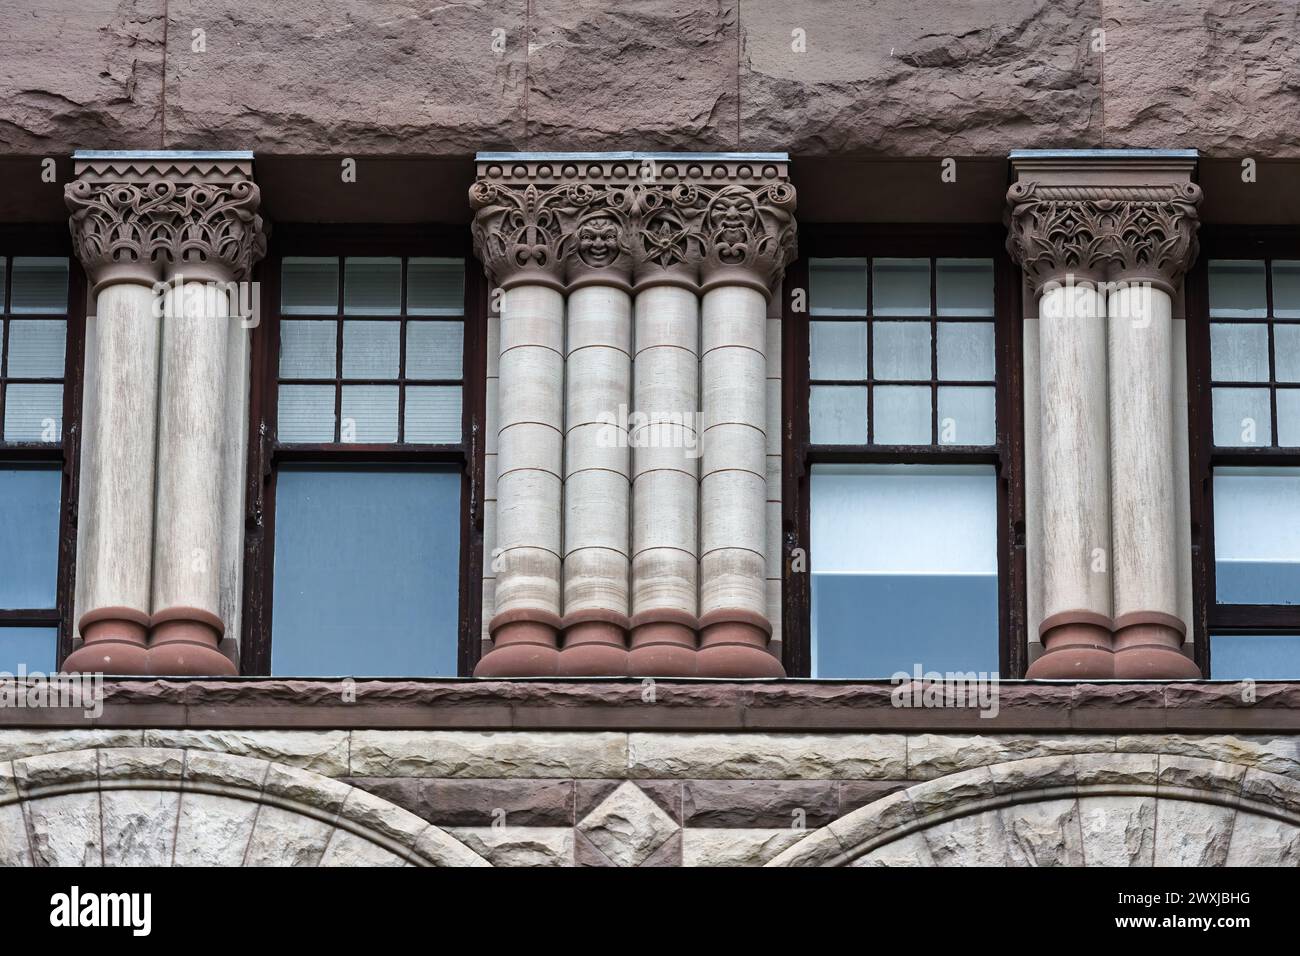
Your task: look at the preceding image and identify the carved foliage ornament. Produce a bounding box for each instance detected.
[1005,181,1203,293]
[469,177,798,289]
[65,175,267,282]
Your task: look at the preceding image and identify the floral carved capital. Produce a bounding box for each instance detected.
[1006,181,1203,295]
[66,156,267,287]
[470,158,797,294]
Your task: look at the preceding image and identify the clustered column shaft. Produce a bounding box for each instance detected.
[62,154,266,676]
[471,157,796,678]
[1006,163,1202,679]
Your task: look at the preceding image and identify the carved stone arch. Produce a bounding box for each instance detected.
[0,747,489,867]
[767,752,1300,867]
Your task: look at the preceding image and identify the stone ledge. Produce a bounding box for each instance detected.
[0,679,1295,732]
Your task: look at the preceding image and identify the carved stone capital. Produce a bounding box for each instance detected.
[1005,152,1202,298]
[469,154,797,296]
[66,152,268,291]
[1006,181,1203,296]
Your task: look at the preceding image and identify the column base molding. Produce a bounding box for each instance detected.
[63,606,236,676]
[148,607,235,676]
[63,607,151,675]
[1029,609,1201,679]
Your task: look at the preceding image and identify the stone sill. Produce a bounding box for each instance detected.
[0,678,1295,732]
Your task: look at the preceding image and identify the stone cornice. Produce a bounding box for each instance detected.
[65,152,267,290]
[469,153,797,296]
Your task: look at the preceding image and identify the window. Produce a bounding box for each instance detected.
[1190,243,1300,677]
[244,228,484,676]
[785,229,1022,678]
[0,234,83,672]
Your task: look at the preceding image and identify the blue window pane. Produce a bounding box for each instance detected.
[0,465,61,608]
[271,466,460,676]
[811,463,998,677]
[1211,634,1300,679]
[1214,467,1300,605]
[0,627,57,673]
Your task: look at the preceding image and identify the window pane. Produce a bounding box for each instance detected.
[341,385,398,442]
[809,258,867,316]
[1208,260,1267,318]
[281,258,338,315]
[872,321,930,380]
[1277,389,1300,447]
[4,384,61,441]
[342,320,400,378]
[1214,467,1300,605]
[809,385,866,444]
[1273,261,1300,318]
[0,627,57,673]
[873,385,930,444]
[278,385,336,442]
[1275,324,1300,382]
[937,322,994,381]
[938,386,995,445]
[406,321,464,380]
[872,259,929,316]
[936,258,993,317]
[810,321,866,380]
[1211,634,1300,679]
[343,257,401,315]
[405,386,462,443]
[408,258,464,315]
[1210,323,1269,382]
[271,467,461,676]
[0,465,60,607]
[1212,388,1271,446]
[811,463,998,677]
[5,320,65,377]
[9,258,68,314]
[279,320,337,379]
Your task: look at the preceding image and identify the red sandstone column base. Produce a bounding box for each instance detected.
[474,610,562,677]
[557,611,630,676]
[628,610,699,677]
[148,607,236,676]
[1026,612,1114,679]
[63,607,151,675]
[697,611,785,678]
[1112,612,1201,679]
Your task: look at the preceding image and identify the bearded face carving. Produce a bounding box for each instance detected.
[576,214,622,268]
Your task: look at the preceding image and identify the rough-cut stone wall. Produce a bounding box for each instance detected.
[3,729,1299,866]
[3,0,1300,158]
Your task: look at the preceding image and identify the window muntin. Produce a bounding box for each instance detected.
[810,463,999,677]
[276,256,464,446]
[808,257,996,447]
[246,237,480,678]
[794,238,1016,680]
[0,252,75,671]
[1207,259,1300,449]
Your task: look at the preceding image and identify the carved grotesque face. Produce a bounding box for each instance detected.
[707,190,758,245]
[578,215,620,267]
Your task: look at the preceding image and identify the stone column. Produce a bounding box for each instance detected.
[1007,152,1203,680]
[696,184,795,678]
[470,155,795,678]
[1105,183,1202,679]
[470,179,568,677]
[559,219,634,676]
[62,152,265,675]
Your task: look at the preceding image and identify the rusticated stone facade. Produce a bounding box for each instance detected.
[2,717,1300,866]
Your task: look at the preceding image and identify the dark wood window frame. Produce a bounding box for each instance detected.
[242,224,487,676]
[1187,227,1300,676]
[0,224,87,667]
[782,224,1026,679]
